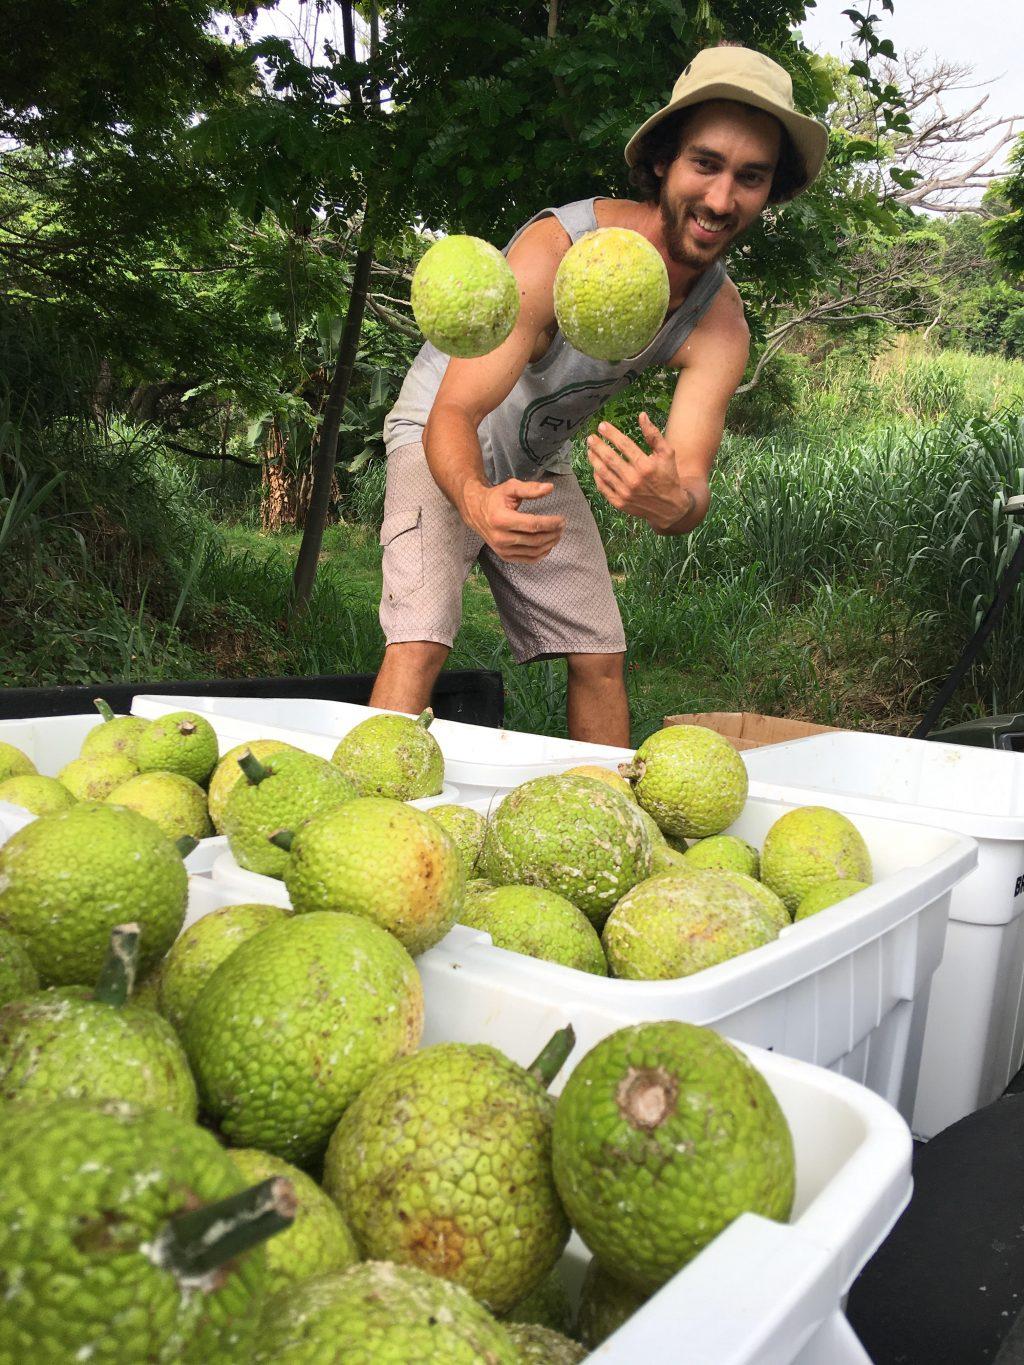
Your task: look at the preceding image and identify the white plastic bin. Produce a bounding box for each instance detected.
[209,789,976,1126]
[742,730,1024,1137]
[185,873,913,1365]
[129,693,631,799]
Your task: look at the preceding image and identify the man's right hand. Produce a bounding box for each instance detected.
[461,479,566,563]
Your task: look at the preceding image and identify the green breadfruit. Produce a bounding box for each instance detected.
[58,752,138,801]
[461,884,607,975]
[620,725,748,840]
[481,774,652,927]
[552,1021,795,1292]
[159,902,290,1031]
[0,924,39,1008]
[682,833,760,878]
[795,878,870,921]
[0,803,187,986]
[184,913,423,1165]
[411,234,520,359]
[0,1099,290,1363]
[0,774,77,815]
[222,749,358,879]
[504,1321,587,1363]
[0,924,197,1118]
[80,699,150,763]
[0,740,36,782]
[284,797,463,956]
[323,1036,572,1313]
[207,739,297,834]
[135,711,219,786]
[331,709,444,801]
[602,870,780,980]
[760,806,872,915]
[252,1262,520,1364]
[426,803,488,876]
[227,1148,360,1295]
[107,770,213,843]
[553,227,669,362]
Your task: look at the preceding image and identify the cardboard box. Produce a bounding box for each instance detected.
[663,710,844,752]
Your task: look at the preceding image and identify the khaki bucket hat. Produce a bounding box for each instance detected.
[624,45,829,194]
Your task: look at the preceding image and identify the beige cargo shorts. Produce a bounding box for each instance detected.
[378,440,626,664]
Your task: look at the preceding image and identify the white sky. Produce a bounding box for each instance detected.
[800,0,1023,175]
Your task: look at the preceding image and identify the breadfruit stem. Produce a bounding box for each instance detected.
[93,923,140,1006]
[528,1024,576,1089]
[268,828,294,852]
[175,835,200,859]
[416,708,434,730]
[94,698,118,724]
[237,750,269,785]
[149,1177,296,1282]
[617,760,644,783]
[178,721,197,737]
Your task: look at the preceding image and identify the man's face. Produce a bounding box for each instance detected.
[656,100,781,270]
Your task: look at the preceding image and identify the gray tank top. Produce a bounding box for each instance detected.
[382,197,727,483]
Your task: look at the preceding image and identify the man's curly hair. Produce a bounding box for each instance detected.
[628,103,810,206]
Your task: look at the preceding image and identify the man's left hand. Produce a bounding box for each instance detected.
[585,412,696,533]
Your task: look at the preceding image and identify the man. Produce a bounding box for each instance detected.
[371,44,827,743]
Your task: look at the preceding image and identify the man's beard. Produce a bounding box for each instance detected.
[659,195,734,270]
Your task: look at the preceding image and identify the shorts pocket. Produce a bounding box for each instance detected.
[380,508,424,603]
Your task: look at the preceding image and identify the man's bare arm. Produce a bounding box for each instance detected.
[422,217,572,563]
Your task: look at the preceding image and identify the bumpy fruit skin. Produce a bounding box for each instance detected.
[552,1022,795,1292]
[481,774,652,926]
[575,1258,649,1349]
[553,227,669,362]
[106,770,213,843]
[253,1261,520,1364]
[682,833,760,878]
[760,806,872,915]
[0,925,39,1007]
[222,751,358,878]
[285,798,463,956]
[135,711,219,786]
[503,1265,574,1335]
[323,1043,570,1313]
[411,234,521,360]
[207,740,296,834]
[331,714,444,801]
[0,803,187,986]
[561,764,635,801]
[505,1321,587,1363]
[427,804,488,876]
[461,884,607,975]
[0,988,197,1118]
[80,714,150,764]
[623,725,748,840]
[602,870,780,980]
[184,912,423,1165]
[705,869,791,931]
[159,902,289,1031]
[795,878,870,921]
[227,1148,359,1295]
[58,753,138,801]
[0,740,36,782]
[0,1100,269,1364]
[0,775,76,815]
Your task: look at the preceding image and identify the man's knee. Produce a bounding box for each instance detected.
[566,651,626,685]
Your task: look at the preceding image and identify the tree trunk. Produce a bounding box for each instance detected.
[261,418,297,532]
[290,216,374,606]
